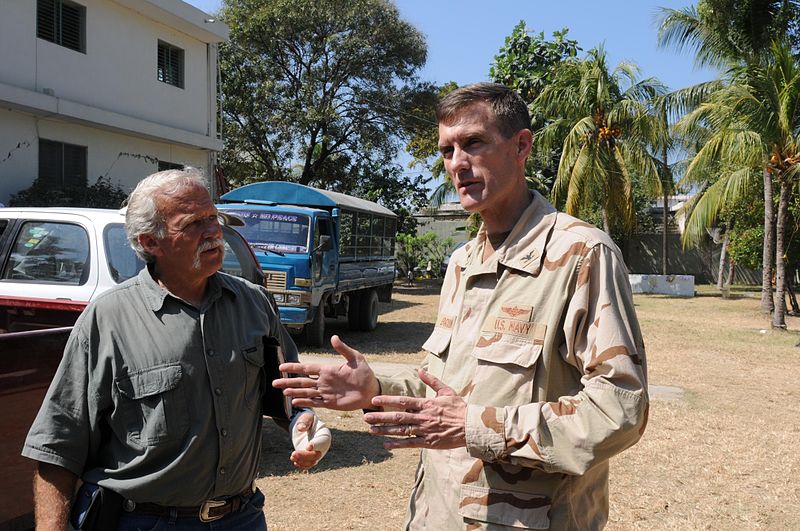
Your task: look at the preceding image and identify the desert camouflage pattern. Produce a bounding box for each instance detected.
[377,191,648,530]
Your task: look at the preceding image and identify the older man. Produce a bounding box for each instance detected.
[23,169,327,530]
[275,83,648,530]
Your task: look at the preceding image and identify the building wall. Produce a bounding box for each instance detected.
[0,0,214,136]
[0,0,224,204]
[0,109,209,203]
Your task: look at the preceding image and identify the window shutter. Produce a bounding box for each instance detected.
[63,143,87,187]
[38,140,62,187]
[36,0,56,43]
[60,2,82,52]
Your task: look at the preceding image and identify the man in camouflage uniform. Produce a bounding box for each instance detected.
[274,82,648,530]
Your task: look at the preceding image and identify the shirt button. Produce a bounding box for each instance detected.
[207,349,215,357]
[215,388,222,396]
[219,468,226,475]
[221,428,228,437]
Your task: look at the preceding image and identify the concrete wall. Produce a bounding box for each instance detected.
[625,233,761,285]
[0,0,215,136]
[0,109,209,202]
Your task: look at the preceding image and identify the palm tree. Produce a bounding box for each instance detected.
[657,0,800,316]
[533,46,665,235]
[674,40,800,328]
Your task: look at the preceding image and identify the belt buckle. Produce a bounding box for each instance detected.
[199,499,226,523]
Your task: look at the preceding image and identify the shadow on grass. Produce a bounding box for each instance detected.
[258,420,393,477]
[298,319,434,356]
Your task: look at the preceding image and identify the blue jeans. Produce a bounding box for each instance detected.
[115,489,267,531]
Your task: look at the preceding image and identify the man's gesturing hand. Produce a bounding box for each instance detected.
[273,335,380,410]
[363,368,466,450]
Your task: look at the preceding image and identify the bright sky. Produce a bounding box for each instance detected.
[187,0,717,91]
[186,0,716,190]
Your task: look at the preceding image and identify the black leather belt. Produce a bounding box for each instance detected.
[123,485,256,523]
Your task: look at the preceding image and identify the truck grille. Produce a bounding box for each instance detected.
[263,270,287,291]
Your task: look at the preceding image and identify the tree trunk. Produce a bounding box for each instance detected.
[772,178,791,329]
[661,142,670,276]
[726,260,735,289]
[761,169,775,314]
[602,207,611,235]
[717,232,729,290]
[662,188,669,275]
[787,268,799,315]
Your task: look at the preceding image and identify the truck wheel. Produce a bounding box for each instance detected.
[347,292,362,331]
[304,305,326,347]
[358,289,379,331]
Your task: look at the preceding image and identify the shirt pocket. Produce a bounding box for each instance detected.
[470,339,543,406]
[459,484,551,530]
[242,341,265,412]
[114,363,188,447]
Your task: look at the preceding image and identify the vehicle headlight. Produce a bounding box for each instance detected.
[287,294,302,305]
[273,293,285,303]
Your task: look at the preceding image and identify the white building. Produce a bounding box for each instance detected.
[0,0,228,205]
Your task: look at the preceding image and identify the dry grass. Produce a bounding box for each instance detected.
[255,281,800,530]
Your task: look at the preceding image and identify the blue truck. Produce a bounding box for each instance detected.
[217,182,396,346]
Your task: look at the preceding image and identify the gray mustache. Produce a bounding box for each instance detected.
[198,238,224,253]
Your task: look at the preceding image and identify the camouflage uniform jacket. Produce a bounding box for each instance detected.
[376,191,648,530]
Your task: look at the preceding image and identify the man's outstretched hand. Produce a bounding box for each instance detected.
[273,335,380,411]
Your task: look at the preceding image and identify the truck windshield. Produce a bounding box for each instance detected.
[226,210,310,254]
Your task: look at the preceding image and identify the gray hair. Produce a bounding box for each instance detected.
[436,82,531,138]
[125,167,210,263]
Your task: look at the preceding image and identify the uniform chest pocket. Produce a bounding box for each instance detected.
[470,339,543,406]
[242,342,265,412]
[115,363,188,447]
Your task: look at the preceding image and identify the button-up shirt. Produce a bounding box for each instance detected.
[23,266,296,506]
[377,191,648,530]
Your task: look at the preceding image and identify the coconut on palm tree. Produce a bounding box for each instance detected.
[532,46,665,236]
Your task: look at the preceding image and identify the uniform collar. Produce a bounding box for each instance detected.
[464,191,557,277]
[138,265,236,312]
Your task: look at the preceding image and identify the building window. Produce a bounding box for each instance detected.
[37,0,85,53]
[157,40,184,88]
[39,139,87,188]
[157,160,184,172]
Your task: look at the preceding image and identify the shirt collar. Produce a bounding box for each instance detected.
[465,190,557,277]
[137,265,236,312]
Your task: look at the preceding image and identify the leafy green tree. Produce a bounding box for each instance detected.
[395,232,453,278]
[490,23,581,196]
[490,23,580,105]
[533,46,665,236]
[219,0,434,193]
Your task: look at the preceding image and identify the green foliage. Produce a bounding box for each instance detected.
[351,165,431,235]
[395,232,454,277]
[490,23,580,104]
[9,176,128,208]
[722,190,766,269]
[533,46,665,235]
[657,0,800,69]
[219,0,435,196]
[490,23,582,197]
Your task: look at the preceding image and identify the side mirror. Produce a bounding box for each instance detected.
[314,235,332,253]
